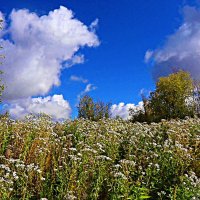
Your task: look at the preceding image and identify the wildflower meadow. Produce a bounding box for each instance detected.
[0,114,199,199]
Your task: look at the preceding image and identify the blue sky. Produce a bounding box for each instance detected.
[1,0,200,120]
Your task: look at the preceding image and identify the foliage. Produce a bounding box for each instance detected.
[149,71,194,121]
[0,115,199,199]
[130,71,195,123]
[77,95,111,121]
[129,107,145,123]
[129,95,148,123]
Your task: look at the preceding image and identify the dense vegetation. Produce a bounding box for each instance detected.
[0,114,199,199]
[130,71,198,123]
[78,95,111,121]
[77,71,199,124]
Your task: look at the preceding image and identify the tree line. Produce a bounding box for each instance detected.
[78,70,200,123]
[130,70,198,123]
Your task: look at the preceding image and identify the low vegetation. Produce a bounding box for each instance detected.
[0,114,199,199]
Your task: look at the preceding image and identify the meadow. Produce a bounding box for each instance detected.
[0,114,199,200]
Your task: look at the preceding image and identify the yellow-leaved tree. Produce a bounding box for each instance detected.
[148,70,194,121]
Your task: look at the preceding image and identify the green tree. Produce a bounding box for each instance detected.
[78,95,95,120]
[129,95,148,123]
[148,70,194,121]
[77,95,111,121]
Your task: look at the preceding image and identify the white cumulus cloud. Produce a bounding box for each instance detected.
[145,6,200,80]
[0,6,99,100]
[7,94,71,121]
[110,102,143,120]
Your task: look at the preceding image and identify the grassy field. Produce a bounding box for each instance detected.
[0,114,199,200]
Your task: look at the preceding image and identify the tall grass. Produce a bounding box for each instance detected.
[0,114,199,199]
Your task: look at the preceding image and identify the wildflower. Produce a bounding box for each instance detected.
[69,147,77,151]
[81,148,97,154]
[27,163,35,170]
[155,164,159,168]
[65,191,77,200]
[5,173,10,178]
[161,191,166,195]
[114,164,122,169]
[96,155,112,161]
[13,171,19,180]
[77,153,82,157]
[37,169,42,174]
[15,164,25,168]
[68,155,81,161]
[8,158,19,163]
[119,159,136,166]
[138,166,143,170]
[113,172,127,180]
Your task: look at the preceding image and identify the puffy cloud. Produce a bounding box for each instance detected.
[70,75,88,83]
[145,6,200,80]
[77,83,97,101]
[0,6,99,100]
[7,95,71,121]
[110,101,143,120]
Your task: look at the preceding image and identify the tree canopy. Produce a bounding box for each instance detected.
[148,70,194,121]
[149,71,193,120]
[130,70,195,122]
[77,95,111,121]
